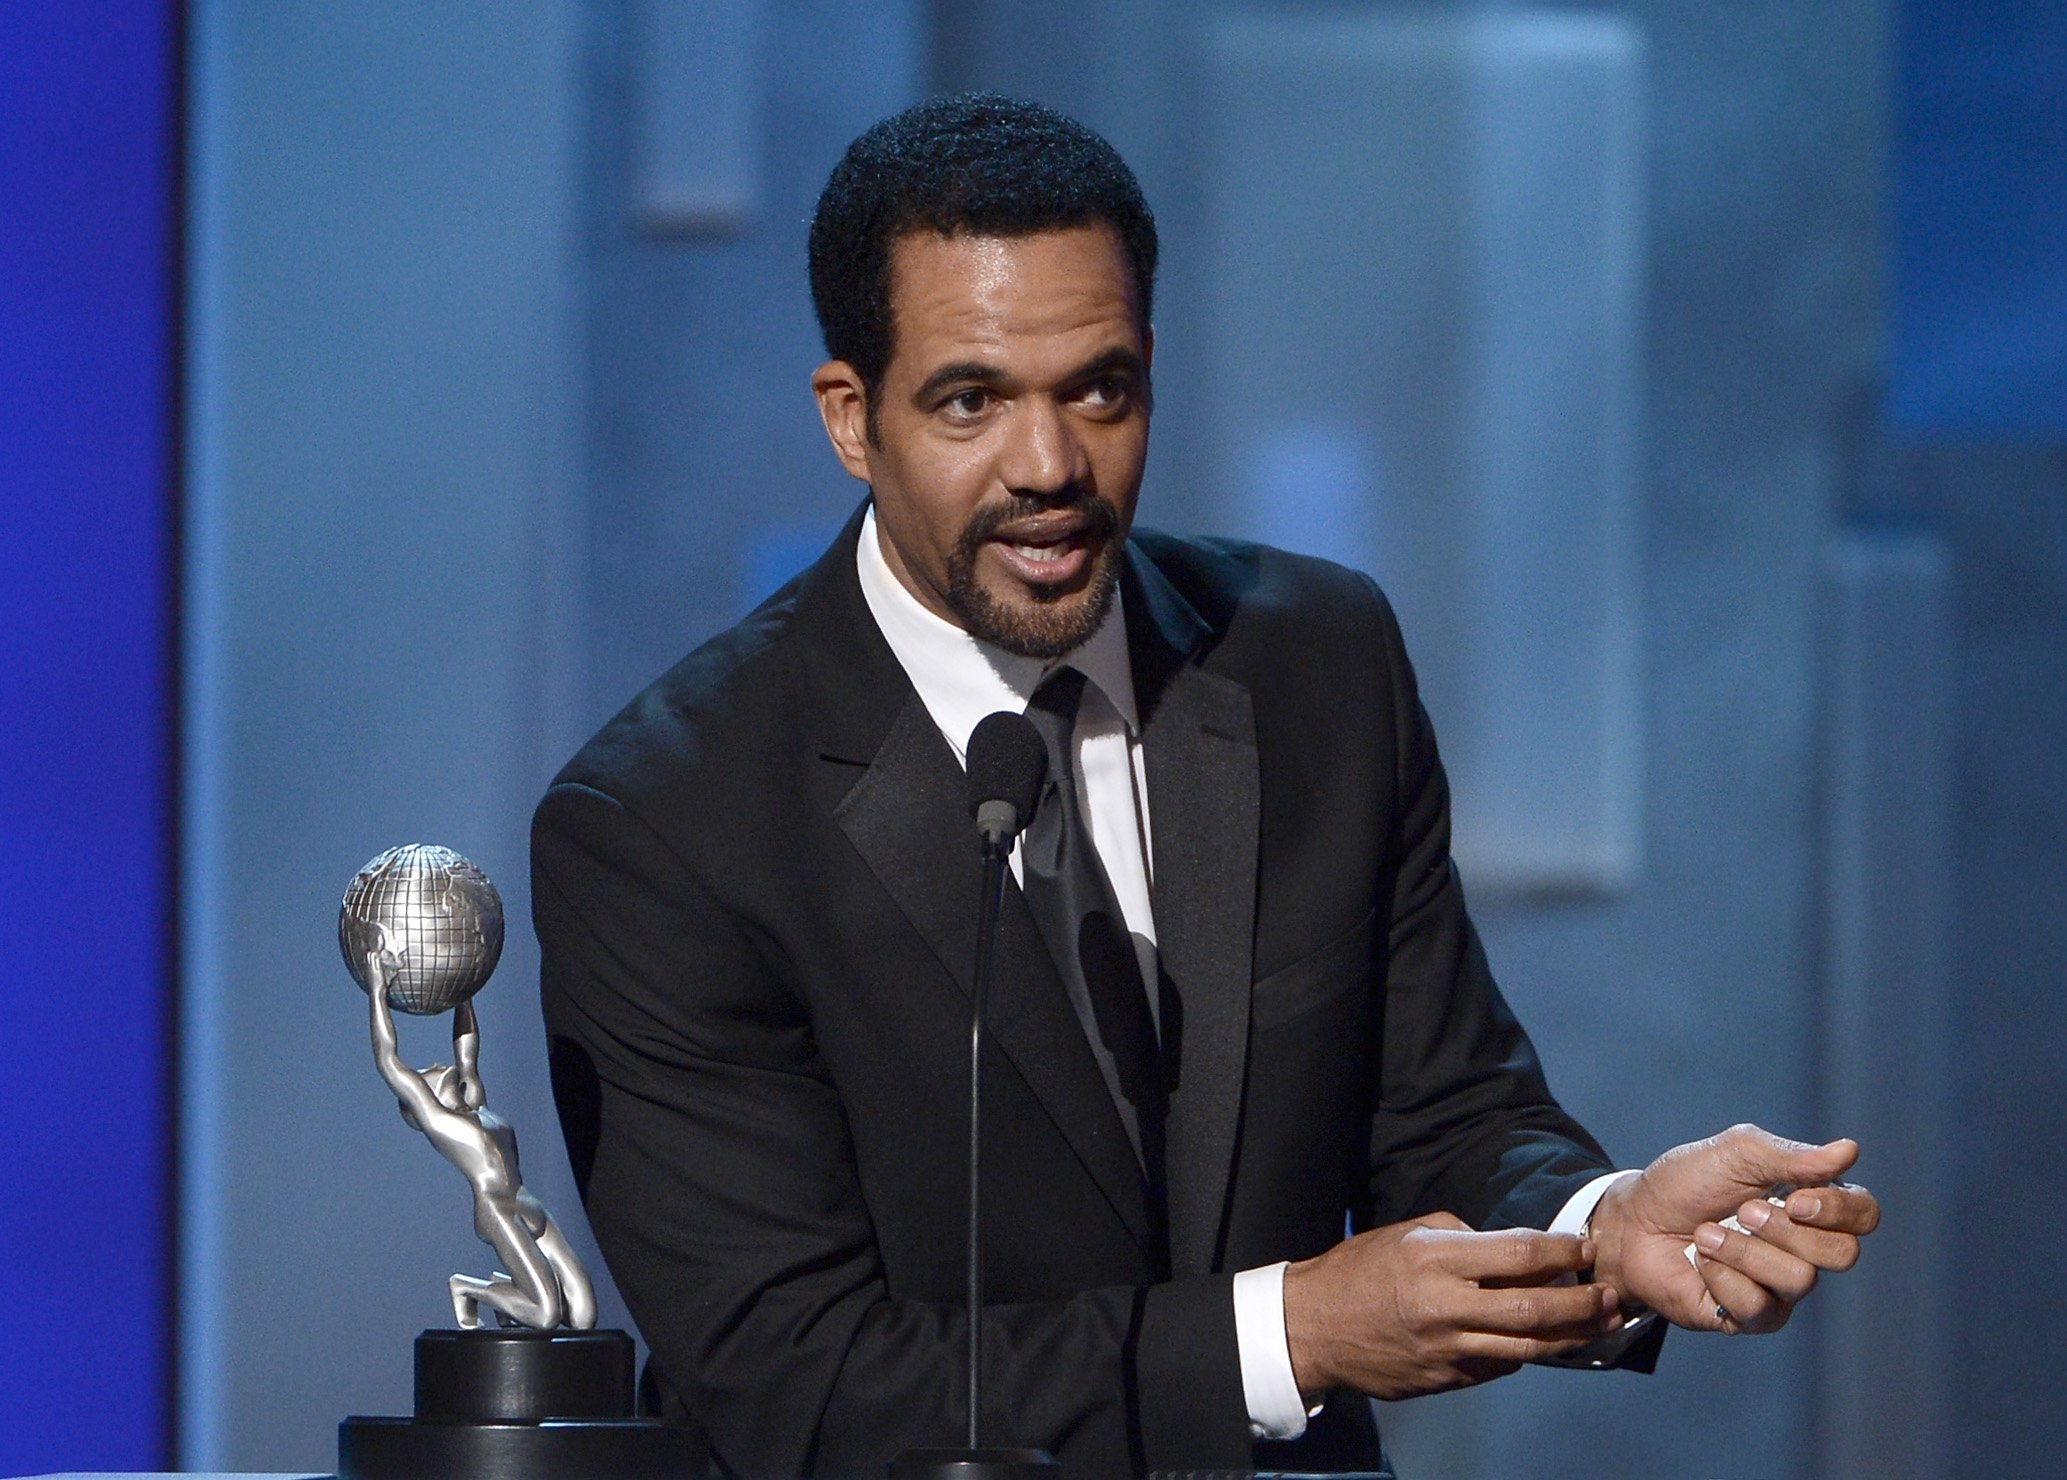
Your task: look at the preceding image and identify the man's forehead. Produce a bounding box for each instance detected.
[886,220,1127,271]
[883,224,1143,350]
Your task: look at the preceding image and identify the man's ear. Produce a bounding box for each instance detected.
[812,360,873,483]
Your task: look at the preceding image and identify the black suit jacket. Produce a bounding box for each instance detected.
[534,505,1636,1479]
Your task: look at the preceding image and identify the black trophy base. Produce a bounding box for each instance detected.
[889,1447,1061,1480]
[339,1414,696,1480]
[339,1327,699,1480]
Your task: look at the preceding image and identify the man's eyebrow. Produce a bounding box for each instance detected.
[1068,346,1147,384]
[911,361,1008,404]
[911,347,1148,406]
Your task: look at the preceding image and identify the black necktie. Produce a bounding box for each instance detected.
[1020,667,1167,1200]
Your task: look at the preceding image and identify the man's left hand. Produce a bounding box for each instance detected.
[1589,1124,1880,1335]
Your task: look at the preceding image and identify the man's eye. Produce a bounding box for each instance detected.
[943,389,991,418]
[1080,376,1130,409]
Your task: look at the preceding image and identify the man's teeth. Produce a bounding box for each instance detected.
[1011,543,1067,563]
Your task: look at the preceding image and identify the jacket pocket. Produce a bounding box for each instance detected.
[1250,906,1380,1030]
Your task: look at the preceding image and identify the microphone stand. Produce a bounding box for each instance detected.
[892,813,1058,1480]
[967,826,1009,1450]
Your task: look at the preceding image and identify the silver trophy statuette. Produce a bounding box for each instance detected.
[340,844,597,1332]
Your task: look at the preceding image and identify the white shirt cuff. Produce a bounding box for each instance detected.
[1538,1169,1663,1370]
[1549,1169,1641,1236]
[1233,1260,1318,1441]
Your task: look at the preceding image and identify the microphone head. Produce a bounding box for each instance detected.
[966,710,1048,844]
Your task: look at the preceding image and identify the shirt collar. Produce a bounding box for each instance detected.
[855,504,1139,760]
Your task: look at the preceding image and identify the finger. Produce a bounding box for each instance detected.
[1454,1329,1603,1366]
[1692,1219,1819,1304]
[1459,1280,1620,1340]
[1410,1211,1474,1234]
[1783,1181,1880,1237]
[1453,1356,1525,1386]
[1734,1199,1863,1272]
[1423,1227,1594,1282]
[1696,1252,1789,1335]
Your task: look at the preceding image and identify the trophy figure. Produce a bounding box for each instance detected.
[335,844,696,1480]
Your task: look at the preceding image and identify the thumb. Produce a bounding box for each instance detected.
[1779,1135,1859,1187]
[1723,1126,1857,1187]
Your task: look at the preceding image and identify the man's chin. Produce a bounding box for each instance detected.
[950,564,1120,661]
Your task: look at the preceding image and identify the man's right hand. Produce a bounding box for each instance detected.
[1281,1214,1622,1400]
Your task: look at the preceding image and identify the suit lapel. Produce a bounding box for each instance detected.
[1125,550,1261,1279]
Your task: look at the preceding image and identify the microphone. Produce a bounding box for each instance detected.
[893,713,1057,1480]
[967,711,1047,855]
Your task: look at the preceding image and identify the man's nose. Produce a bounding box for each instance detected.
[999,396,1091,498]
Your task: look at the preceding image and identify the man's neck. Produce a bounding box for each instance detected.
[853,503,1138,759]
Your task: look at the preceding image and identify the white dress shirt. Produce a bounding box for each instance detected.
[855,509,1635,1439]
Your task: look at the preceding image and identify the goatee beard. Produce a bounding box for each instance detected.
[944,493,1125,660]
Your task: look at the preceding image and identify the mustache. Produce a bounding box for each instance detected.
[959,491,1123,549]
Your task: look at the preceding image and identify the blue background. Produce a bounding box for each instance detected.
[0,1,176,1472]
[1893,2,2067,431]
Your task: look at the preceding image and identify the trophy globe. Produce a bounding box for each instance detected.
[340,843,504,1014]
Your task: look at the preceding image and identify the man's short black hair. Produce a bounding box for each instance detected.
[808,93,1158,427]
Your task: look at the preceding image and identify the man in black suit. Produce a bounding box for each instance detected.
[533,96,1878,1479]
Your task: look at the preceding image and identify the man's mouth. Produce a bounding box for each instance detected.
[1003,523,1085,560]
[988,519,1095,586]
[946,494,1127,655]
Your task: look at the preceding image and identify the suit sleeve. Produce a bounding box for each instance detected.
[1358,577,1620,1236]
[534,780,1252,1479]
